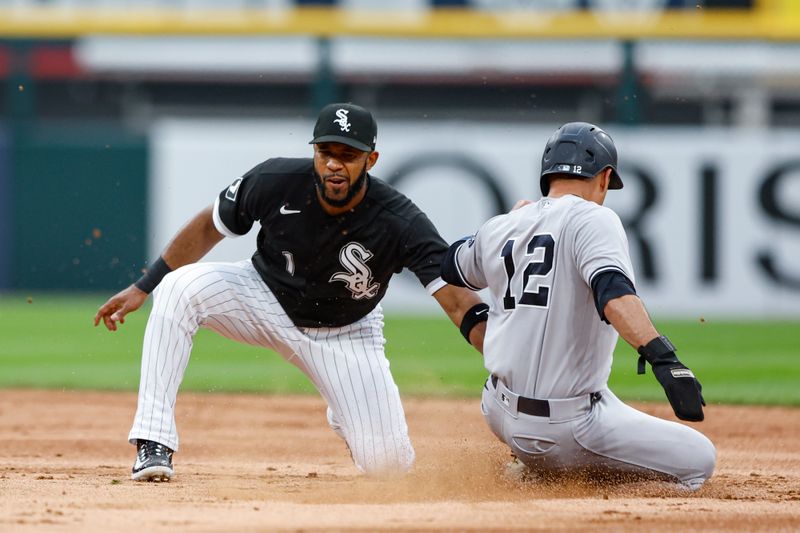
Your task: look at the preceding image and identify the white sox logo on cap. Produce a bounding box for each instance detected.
[334,109,351,132]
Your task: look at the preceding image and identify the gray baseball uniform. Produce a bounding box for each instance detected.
[448,195,716,488]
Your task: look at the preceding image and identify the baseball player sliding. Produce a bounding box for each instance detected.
[94,103,487,481]
[441,123,716,489]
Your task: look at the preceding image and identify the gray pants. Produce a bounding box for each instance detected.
[482,376,716,489]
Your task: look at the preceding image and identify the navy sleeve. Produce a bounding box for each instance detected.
[591,270,637,323]
[440,238,470,287]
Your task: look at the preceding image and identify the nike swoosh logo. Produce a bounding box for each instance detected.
[476,309,489,316]
[280,205,301,215]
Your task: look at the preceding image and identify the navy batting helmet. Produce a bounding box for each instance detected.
[539,122,623,196]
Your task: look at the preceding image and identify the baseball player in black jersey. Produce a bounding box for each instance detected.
[95,103,488,482]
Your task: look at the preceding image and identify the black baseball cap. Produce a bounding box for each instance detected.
[309,103,377,152]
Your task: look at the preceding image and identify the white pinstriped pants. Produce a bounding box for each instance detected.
[128,259,415,475]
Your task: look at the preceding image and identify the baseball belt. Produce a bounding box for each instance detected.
[488,375,602,421]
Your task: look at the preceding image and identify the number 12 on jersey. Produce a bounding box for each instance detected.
[501,234,555,310]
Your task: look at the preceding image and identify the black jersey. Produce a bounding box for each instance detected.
[213,157,448,327]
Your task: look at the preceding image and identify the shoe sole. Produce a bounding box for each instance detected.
[505,459,539,483]
[132,466,174,482]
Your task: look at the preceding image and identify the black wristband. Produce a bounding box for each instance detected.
[636,335,678,375]
[460,303,489,344]
[134,256,173,294]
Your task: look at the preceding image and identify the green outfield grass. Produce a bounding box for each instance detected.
[1,294,798,405]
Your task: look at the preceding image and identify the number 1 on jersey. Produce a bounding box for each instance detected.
[500,234,555,310]
[282,251,295,276]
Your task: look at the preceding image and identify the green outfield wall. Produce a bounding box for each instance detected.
[9,125,147,290]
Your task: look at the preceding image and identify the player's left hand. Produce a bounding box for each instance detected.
[638,336,705,422]
[651,360,706,422]
[94,285,148,331]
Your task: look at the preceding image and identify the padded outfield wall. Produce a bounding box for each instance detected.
[3,126,148,291]
[150,118,800,319]
[0,128,9,289]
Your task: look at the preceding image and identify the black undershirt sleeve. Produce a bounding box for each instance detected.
[591,270,637,323]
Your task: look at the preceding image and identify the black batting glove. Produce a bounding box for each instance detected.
[637,336,706,422]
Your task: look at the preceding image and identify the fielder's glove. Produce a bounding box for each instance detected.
[637,336,705,422]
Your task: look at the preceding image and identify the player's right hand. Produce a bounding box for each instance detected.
[94,285,148,331]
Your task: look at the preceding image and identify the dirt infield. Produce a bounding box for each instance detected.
[1,390,799,531]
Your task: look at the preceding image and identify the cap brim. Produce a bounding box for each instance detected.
[310,135,373,152]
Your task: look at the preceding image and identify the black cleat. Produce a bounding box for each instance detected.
[132,439,174,482]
